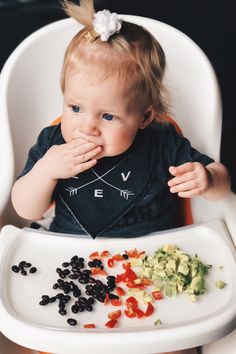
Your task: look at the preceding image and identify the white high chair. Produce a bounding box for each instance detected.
[0,15,235,354]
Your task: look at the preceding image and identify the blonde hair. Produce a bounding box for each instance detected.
[61,0,169,121]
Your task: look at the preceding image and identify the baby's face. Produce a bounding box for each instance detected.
[61,71,150,158]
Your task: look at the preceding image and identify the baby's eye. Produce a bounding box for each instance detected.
[102,113,114,121]
[72,105,81,113]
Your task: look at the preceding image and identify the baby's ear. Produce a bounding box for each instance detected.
[140,107,156,129]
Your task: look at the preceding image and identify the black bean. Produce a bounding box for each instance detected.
[59,302,65,309]
[122,254,129,259]
[21,270,27,276]
[88,297,95,304]
[29,267,37,273]
[64,295,71,301]
[107,284,116,292]
[69,274,79,280]
[49,296,57,303]
[39,300,49,306]
[62,262,70,267]
[77,262,85,269]
[96,295,105,302]
[71,256,79,262]
[63,269,70,276]
[78,297,87,304]
[19,261,26,269]
[67,318,77,326]
[77,305,85,312]
[88,277,96,283]
[107,276,116,282]
[53,283,59,290]
[58,272,66,279]
[73,290,81,298]
[24,262,32,268]
[88,261,94,268]
[59,309,67,316]
[56,293,64,299]
[63,286,71,294]
[82,270,91,276]
[71,304,79,314]
[85,304,93,312]
[40,296,50,305]
[78,276,89,284]
[11,265,19,273]
[42,295,50,301]
[109,293,119,300]
[95,280,103,286]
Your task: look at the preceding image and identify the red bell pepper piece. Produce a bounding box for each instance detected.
[122,262,131,270]
[125,296,138,310]
[108,310,122,320]
[124,309,136,318]
[125,248,138,258]
[91,267,107,276]
[145,302,155,317]
[101,250,109,258]
[116,286,125,296]
[112,254,124,261]
[107,258,114,268]
[152,291,163,300]
[89,251,101,260]
[105,319,118,328]
[111,299,122,306]
[83,323,96,328]
[135,308,145,319]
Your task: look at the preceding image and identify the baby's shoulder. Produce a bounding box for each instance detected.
[37,123,64,147]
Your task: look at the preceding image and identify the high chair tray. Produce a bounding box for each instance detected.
[0,219,235,354]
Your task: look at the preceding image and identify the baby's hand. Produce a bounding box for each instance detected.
[168,162,211,198]
[39,139,101,180]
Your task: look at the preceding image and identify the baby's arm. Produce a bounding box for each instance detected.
[11,139,101,220]
[168,161,230,200]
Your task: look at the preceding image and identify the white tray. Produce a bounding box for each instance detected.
[0,219,235,354]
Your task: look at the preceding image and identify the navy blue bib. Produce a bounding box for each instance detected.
[55,127,159,238]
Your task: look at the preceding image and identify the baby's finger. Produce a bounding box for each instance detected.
[75,146,102,164]
[72,142,100,156]
[67,138,96,149]
[169,162,195,176]
[168,172,194,187]
[169,180,197,194]
[74,158,98,175]
[177,189,200,198]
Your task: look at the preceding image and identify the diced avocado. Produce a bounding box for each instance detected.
[189,295,197,302]
[190,275,205,293]
[166,258,176,273]
[131,244,213,300]
[215,280,227,289]
[154,319,162,326]
[165,283,177,297]
[178,262,189,275]
[163,244,176,254]
[130,258,143,267]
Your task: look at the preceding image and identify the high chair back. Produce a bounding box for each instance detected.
[0,16,236,238]
[0,15,236,354]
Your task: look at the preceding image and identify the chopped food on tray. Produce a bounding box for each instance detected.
[11,261,37,276]
[130,244,212,299]
[11,244,227,328]
[215,279,227,289]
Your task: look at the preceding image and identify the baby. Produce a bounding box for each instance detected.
[12,2,230,352]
